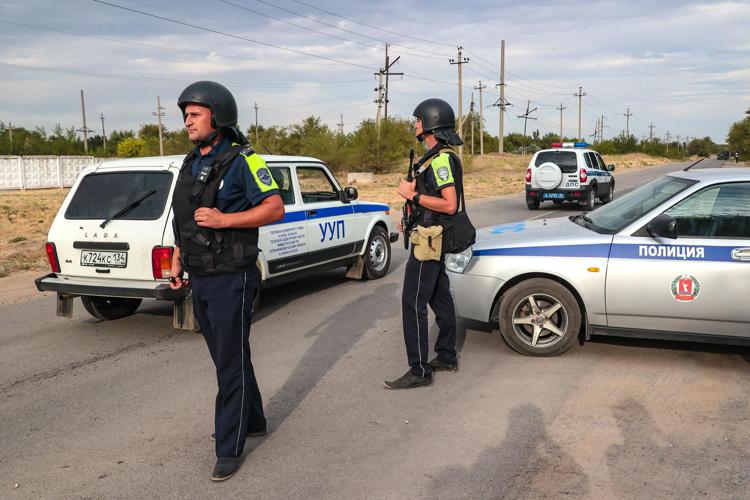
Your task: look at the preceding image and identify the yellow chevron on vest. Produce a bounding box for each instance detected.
[431,152,455,187]
[241,150,278,192]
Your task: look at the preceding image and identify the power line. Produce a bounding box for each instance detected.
[289,0,456,50]
[91,0,378,71]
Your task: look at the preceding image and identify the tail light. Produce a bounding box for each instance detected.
[525,168,532,183]
[579,168,588,183]
[45,242,61,273]
[152,246,173,279]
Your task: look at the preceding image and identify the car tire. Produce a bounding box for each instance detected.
[527,199,540,210]
[81,296,142,320]
[364,226,391,279]
[600,183,614,204]
[581,188,596,211]
[497,278,581,356]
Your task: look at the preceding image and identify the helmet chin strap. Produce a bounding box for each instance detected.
[193,129,220,149]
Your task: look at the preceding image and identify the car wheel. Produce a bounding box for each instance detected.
[581,188,596,211]
[81,296,142,320]
[364,226,391,279]
[498,279,581,356]
[527,199,540,210]
[600,183,614,204]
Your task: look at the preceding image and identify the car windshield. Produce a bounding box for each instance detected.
[573,175,697,233]
[65,171,173,220]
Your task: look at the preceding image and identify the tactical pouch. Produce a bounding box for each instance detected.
[411,225,443,261]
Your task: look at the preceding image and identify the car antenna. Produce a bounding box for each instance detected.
[262,145,273,155]
[683,157,704,171]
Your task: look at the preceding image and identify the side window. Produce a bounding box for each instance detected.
[583,153,595,169]
[595,154,607,170]
[665,182,750,238]
[268,166,295,206]
[297,167,339,204]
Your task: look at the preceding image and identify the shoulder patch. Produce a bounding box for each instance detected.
[431,153,455,187]
[243,154,278,193]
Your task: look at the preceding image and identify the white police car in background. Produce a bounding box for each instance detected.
[36,155,398,328]
[447,168,750,356]
[526,142,615,211]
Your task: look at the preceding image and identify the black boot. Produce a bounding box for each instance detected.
[211,456,242,482]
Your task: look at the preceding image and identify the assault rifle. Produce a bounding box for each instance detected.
[401,147,415,249]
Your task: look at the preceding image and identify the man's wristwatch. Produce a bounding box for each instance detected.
[412,193,421,205]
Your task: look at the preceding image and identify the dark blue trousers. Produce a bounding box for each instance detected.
[402,251,458,377]
[190,268,266,458]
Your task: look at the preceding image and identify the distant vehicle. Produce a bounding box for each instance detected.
[447,168,750,356]
[525,142,615,211]
[36,155,398,328]
[717,151,730,160]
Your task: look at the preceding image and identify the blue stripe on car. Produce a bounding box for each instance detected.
[474,243,738,262]
[270,203,388,225]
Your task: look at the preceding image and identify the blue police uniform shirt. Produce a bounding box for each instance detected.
[190,138,279,213]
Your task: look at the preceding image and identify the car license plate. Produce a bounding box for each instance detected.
[543,193,565,199]
[565,181,579,188]
[80,250,128,268]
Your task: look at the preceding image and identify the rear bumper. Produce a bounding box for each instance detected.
[390,232,400,243]
[525,186,591,202]
[35,273,189,301]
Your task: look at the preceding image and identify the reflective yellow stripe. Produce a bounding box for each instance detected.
[431,152,455,187]
[241,151,278,193]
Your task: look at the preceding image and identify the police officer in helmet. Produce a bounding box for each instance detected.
[384,98,463,389]
[169,81,284,481]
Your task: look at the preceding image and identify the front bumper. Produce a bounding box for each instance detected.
[35,273,189,301]
[525,187,591,202]
[390,232,400,243]
[447,271,503,323]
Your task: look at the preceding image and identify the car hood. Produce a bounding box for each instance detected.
[473,217,612,254]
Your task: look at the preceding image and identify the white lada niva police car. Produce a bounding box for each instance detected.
[36,154,397,328]
[447,168,750,356]
[525,142,615,211]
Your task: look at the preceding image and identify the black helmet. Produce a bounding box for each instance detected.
[177,81,238,129]
[413,98,455,133]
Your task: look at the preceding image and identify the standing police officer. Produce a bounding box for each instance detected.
[168,81,284,481]
[384,98,464,389]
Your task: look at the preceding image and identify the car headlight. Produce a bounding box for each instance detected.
[445,247,473,274]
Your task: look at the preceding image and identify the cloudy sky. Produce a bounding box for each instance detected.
[1,0,748,144]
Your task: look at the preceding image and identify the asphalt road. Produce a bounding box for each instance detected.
[2,159,748,499]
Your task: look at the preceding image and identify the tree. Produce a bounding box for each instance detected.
[727,108,750,160]
[687,137,717,157]
[117,137,147,157]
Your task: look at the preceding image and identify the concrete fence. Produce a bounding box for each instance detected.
[0,156,103,191]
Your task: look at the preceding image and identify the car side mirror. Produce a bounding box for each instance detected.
[343,186,358,202]
[647,214,678,239]
[607,164,616,171]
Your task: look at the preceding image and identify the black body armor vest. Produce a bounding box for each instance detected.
[172,145,260,276]
[413,147,460,228]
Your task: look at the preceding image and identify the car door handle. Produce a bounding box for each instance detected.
[731,248,750,261]
[307,209,317,217]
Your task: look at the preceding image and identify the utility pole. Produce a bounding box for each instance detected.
[449,46,469,158]
[623,108,632,140]
[556,103,566,140]
[99,113,107,151]
[676,134,682,151]
[374,71,384,138]
[7,121,12,153]
[337,114,344,135]
[153,95,165,156]
[78,89,93,154]
[665,131,672,150]
[469,93,475,155]
[591,118,600,143]
[382,44,402,121]
[648,122,656,141]
[498,40,505,153]
[574,86,586,141]
[474,80,486,155]
[600,114,607,141]
[253,102,260,145]
[517,100,537,154]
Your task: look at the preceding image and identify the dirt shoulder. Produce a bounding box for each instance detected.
[0,152,677,284]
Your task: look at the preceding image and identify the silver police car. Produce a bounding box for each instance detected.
[446,168,750,356]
